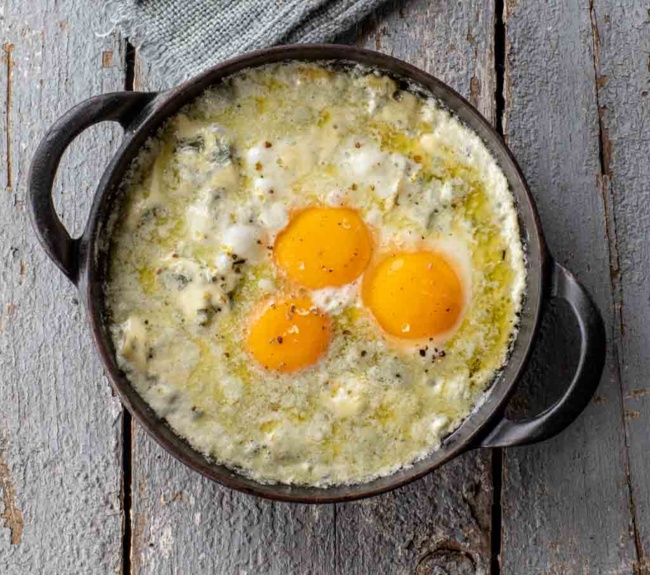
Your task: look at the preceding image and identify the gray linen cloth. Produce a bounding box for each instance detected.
[106,0,386,84]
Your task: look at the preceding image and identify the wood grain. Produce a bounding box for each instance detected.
[3,0,646,572]
[0,1,126,573]
[338,2,497,574]
[129,1,496,573]
[130,54,338,575]
[591,0,650,571]
[499,0,641,573]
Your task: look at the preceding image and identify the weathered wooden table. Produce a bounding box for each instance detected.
[1,1,648,573]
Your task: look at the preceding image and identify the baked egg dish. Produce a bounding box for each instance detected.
[107,62,526,486]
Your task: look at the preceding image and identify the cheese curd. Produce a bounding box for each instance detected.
[107,63,526,486]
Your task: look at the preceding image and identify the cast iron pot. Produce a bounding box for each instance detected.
[28,45,606,503]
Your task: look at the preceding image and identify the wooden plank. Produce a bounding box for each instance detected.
[337,2,497,574]
[130,1,497,573]
[346,0,496,124]
[499,0,638,573]
[130,429,337,574]
[0,1,126,573]
[130,55,337,575]
[591,0,650,570]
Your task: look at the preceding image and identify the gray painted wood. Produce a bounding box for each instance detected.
[345,0,497,124]
[131,50,338,575]
[337,2,496,574]
[499,0,641,573]
[130,427,337,575]
[129,1,496,573]
[0,1,126,573]
[3,0,648,573]
[591,0,650,570]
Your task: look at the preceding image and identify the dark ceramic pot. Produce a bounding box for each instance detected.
[28,45,605,503]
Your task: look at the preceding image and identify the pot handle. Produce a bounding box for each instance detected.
[28,91,157,284]
[479,260,606,447]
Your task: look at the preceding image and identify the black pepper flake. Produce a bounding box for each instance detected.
[361,350,367,357]
[277,336,284,344]
[419,349,426,357]
[342,329,352,336]
[264,141,272,148]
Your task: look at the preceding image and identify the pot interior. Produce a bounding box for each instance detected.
[84,45,545,502]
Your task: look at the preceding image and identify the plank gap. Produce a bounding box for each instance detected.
[494,0,506,136]
[125,40,136,92]
[587,1,645,568]
[492,2,506,573]
[121,412,133,575]
[121,41,137,575]
[3,42,14,190]
[490,449,503,575]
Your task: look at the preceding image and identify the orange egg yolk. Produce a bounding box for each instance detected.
[274,207,372,289]
[362,251,463,339]
[246,297,331,372]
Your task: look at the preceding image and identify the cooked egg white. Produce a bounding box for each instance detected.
[107,62,526,486]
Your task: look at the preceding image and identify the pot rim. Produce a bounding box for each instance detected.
[81,44,547,503]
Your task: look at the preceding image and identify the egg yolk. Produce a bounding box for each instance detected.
[362,251,463,339]
[274,207,372,289]
[246,297,331,372]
